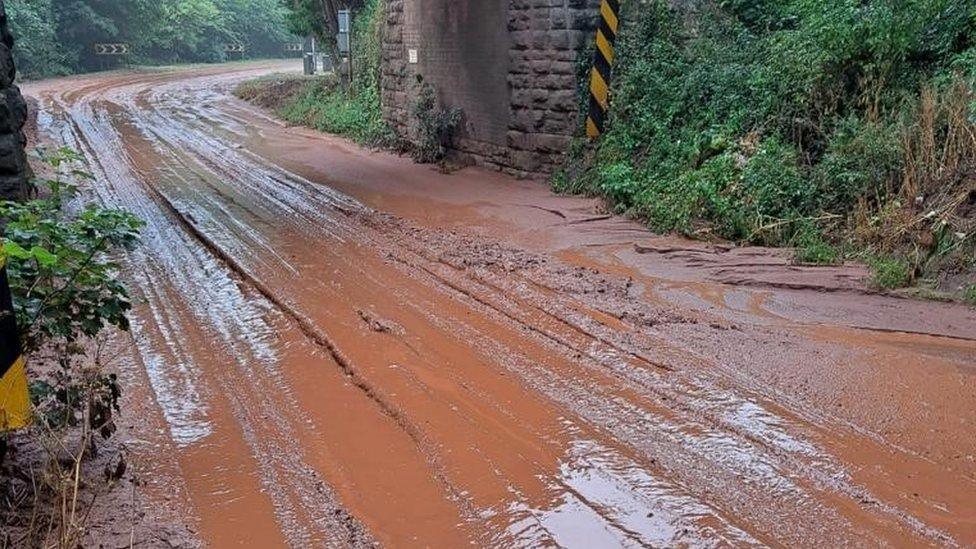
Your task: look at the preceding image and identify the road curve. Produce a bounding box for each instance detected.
[23,61,976,548]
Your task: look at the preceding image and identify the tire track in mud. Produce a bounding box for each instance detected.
[115,95,681,546]
[122,132,475,521]
[39,86,385,547]
[124,96,957,546]
[104,100,490,528]
[365,220,964,546]
[24,63,976,547]
[79,81,779,545]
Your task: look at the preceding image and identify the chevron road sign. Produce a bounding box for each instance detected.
[225,44,246,54]
[93,43,130,56]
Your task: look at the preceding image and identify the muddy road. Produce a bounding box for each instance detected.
[23,61,976,547]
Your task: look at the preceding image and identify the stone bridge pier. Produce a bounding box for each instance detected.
[381,0,601,176]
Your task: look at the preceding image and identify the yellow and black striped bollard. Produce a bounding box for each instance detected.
[0,256,29,433]
[586,0,621,139]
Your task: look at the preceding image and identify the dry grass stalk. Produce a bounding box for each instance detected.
[1,339,123,549]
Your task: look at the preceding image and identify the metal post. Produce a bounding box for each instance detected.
[586,0,621,139]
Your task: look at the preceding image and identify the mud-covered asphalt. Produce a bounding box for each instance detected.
[23,61,976,547]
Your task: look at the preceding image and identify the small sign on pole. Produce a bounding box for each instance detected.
[337,32,350,54]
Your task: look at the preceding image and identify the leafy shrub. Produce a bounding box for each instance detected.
[792,224,840,264]
[870,255,913,289]
[965,284,976,305]
[740,137,813,241]
[0,147,141,545]
[410,77,463,164]
[277,76,393,146]
[0,148,142,353]
[813,117,902,212]
[561,0,976,290]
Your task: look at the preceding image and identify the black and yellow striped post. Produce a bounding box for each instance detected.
[586,0,621,139]
[0,255,29,433]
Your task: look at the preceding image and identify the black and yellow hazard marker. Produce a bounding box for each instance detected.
[0,255,29,432]
[586,0,621,139]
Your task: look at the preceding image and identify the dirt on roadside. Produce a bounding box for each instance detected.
[232,73,329,113]
[0,339,200,549]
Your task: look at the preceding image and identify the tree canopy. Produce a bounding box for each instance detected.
[6,0,297,78]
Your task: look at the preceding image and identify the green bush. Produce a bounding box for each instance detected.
[1,148,139,437]
[965,284,976,305]
[869,255,913,289]
[792,224,840,264]
[813,117,903,212]
[410,78,462,163]
[278,78,389,145]
[0,148,142,352]
[562,0,976,268]
[0,148,141,541]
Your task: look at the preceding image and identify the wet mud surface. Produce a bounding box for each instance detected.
[22,61,976,547]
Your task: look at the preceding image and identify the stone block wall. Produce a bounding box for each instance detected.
[381,0,601,176]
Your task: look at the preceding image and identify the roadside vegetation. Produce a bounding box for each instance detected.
[1,148,142,547]
[6,0,295,79]
[557,0,976,296]
[235,0,393,147]
[236,0,464,163]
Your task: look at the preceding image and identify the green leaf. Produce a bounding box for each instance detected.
[3,241,32,259]
[30,246,58,267]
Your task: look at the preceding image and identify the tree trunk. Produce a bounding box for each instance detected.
[317,0,343,68]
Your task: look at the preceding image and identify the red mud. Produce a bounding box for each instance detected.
[18,61,976,547]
